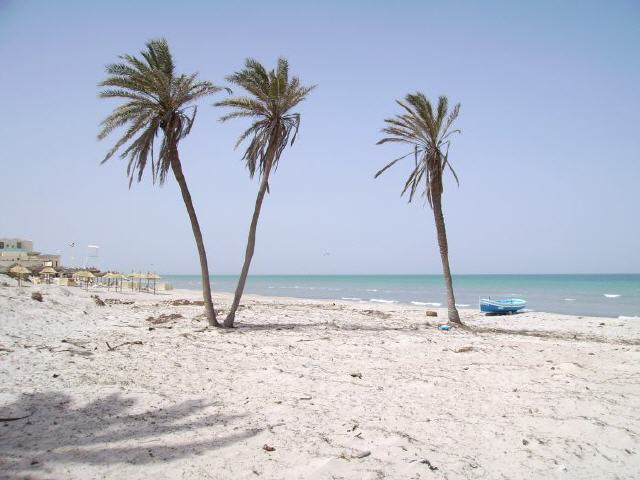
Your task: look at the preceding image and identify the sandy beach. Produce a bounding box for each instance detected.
[1,277,639,479]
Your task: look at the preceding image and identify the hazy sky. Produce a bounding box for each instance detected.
[1,0,638,274]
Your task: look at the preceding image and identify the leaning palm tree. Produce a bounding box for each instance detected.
[216,58,315,327]
[375,92,462,324]
[98,38,224,327]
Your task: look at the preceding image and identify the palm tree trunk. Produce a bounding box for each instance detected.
[224,158,274,328]
[431,190,461,324]
[169,146,219,327]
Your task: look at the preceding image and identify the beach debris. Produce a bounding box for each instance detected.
[91,295,106,306]
[106,340,143,351]
[169,299,204,306]
[353,450,371,459]
[61,339,88,350]
[146,313,183,325]
[455,346,474,353]
[425,310,438,317]
[438,325,451,331]
[299,395,312,400]
[350,372,363,379]
[31,292,43,302]
[522,439,529,446]
[104,298,134,305]
[0,413,33,422]
[420,458,438,470]
[52,373,59,378]
[363,309,391,319]
[262,444,276,452]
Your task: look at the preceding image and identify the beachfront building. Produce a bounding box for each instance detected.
[0,238,61,273]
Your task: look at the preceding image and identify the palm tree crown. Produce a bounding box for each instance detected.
[215,58,315,179]
[375,93,461,205]
[98,38,224,185]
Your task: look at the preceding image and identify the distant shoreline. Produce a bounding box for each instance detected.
[161,273,640,319]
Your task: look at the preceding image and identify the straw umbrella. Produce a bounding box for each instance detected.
[103,272,116,290]
[114,273,128,292]
[39,266,57,284]
[73,270,95,290]
[129,272,142,291]
[104,272,128,292]
[9,264,31,288]
[146,273,161,294]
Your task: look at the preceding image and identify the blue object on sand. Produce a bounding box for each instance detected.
[438,325,450,331]
[480,297,527,313]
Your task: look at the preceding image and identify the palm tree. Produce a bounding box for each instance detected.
[98,38,224,327]
[215,58,315,327]
[375,92,462,324]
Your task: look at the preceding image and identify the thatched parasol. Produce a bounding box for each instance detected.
[39,266,57,284]
[129,272,142,291]
[73,270,95,289]
[10,264,31,288]
[103,272,128,291]
[145,272,161,294]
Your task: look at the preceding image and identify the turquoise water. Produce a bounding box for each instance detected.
[163,274,640,318]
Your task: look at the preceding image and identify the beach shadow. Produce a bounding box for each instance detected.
[463,325,640,346]
[483,311,526,317]
[235,321,412,333]
[0,391,258,476]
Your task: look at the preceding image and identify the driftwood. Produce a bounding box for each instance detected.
[106,341,143,351]
[104,298,134,305]
[146,313,183,325]
[0,413,33,422]
[91,295,106,306]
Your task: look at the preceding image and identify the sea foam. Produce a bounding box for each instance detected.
[370,298,397,304]
[618,316,640,320]
[410,301,441,307]
[341,297,362,301]
[604,294,621,298]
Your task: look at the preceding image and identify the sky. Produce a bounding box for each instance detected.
[0,0,638,275]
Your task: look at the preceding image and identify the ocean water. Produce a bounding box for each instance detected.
[163,274,640,319]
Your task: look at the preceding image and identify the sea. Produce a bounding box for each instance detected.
[162,274,640,319]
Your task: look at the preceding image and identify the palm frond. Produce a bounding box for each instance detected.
[216,58,314,181]
[98,39,223,186]
[375,92,462,206]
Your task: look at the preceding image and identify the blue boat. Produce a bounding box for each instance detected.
[480,297,527,313]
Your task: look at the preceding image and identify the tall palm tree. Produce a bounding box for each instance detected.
[215,58,315,327]
[375,92,462,324]
[98,38,224,327]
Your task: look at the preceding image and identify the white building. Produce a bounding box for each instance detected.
[0,238,61,273]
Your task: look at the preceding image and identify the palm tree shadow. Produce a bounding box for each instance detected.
[0,391,258,476]
[235,321,413,333]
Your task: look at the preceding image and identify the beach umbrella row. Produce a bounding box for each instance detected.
[5,265,160,293]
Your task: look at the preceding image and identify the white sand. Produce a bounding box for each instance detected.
[1,277,639,479]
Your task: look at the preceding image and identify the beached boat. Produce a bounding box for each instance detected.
[480,297,527,313]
